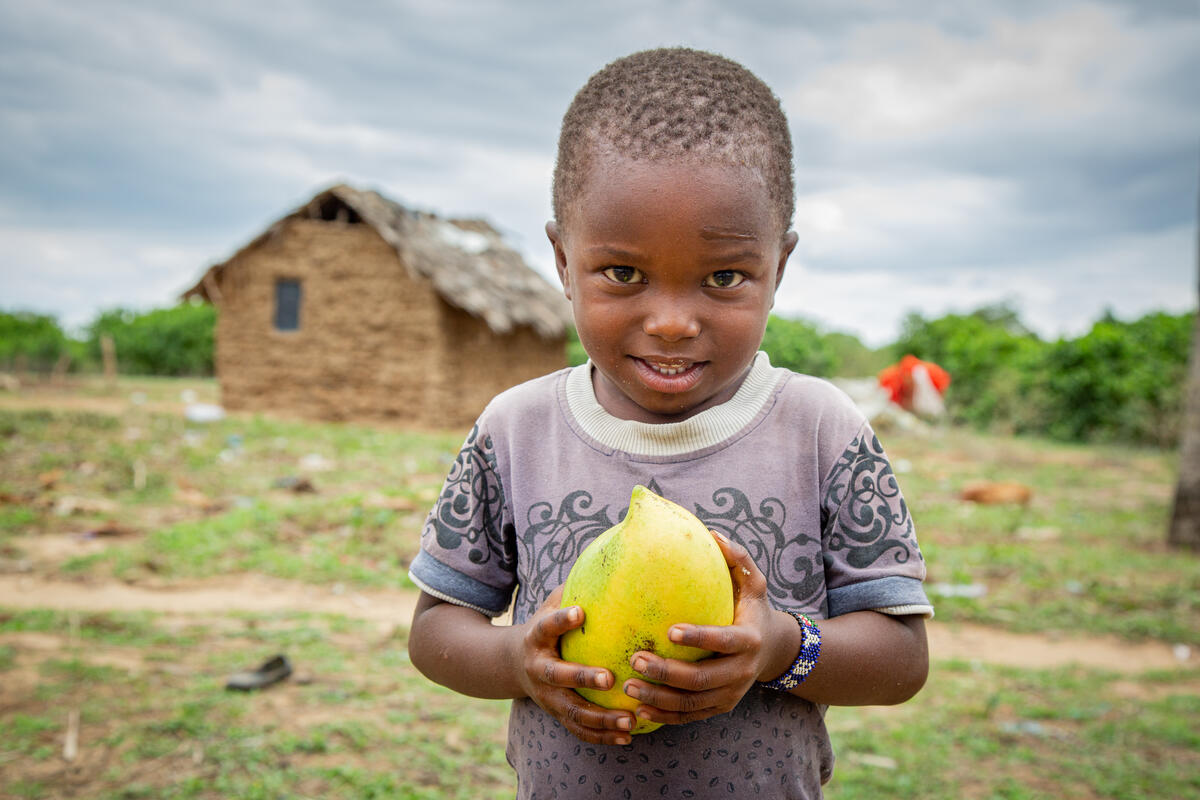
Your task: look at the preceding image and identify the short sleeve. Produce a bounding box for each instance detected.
[820,423,933,618]
[407,422,518,617]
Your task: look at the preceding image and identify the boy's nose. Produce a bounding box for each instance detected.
[643,302,701,341]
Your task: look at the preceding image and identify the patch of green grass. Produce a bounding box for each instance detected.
[0,504,37,534]
[40,656,128,684]
[2,398,458,583]
[0,608,203,648]
[825,662,1200,800]
[884,428,1199,645]
[6,779,49,799]
[6,713,61,754]
[73,496,421,587]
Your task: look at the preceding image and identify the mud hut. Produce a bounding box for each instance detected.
[183,184,571,429]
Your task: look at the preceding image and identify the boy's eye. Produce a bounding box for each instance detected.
[703,270,745,288]
[603,266,645,284]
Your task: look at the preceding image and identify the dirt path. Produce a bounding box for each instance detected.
[0,574,417,623]
[1,575,1192,673]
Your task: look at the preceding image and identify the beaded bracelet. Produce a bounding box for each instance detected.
[757,611,822,691]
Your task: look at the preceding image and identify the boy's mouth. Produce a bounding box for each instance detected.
[632,357,706,391]
[643,358,694,376]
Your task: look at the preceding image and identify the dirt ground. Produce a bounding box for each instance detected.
[0,573,1190,674]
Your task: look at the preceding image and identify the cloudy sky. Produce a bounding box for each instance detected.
[2,0,1197,346]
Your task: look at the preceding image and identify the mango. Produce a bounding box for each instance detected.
[559,485,735,734]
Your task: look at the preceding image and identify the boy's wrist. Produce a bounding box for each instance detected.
[757,610,822,690]
[756,608,806,683]
[501,618,533,699]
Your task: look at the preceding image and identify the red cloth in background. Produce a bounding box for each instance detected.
[878,355,951,408]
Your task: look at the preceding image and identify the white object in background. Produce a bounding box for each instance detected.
[300,453,336,472]
[184,403,226,423]
[909,364,946,419]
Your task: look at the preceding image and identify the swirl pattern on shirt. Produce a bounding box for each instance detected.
[515,490,620,619]
[697,488,824,608]
[513,484,824,621]
[821,431,919,569]
[426,424,515,571]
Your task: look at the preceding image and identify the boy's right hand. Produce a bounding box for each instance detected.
[516,586,637,746]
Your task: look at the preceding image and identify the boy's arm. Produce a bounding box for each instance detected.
[620,532,928,726]
[408,589,638,745]
[761,607,927,706]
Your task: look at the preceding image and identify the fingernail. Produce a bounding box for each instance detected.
[624,682,640,699]
[668,627,683,643]
[616,736,631,746]
[566,606,580,623]
[595,672,611,689]
[616,717,633,731]
[713,530,730,544]
[631,657,647,673]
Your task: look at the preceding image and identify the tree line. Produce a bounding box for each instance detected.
[0,304,216,378]
[2,301,1192,448]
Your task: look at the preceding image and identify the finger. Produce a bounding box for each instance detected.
[623,675,729,725]
[541,688,636,746]
[557,692,637,735]
[629,649,747,690]
[632,698,724,727]
[665,620,760,655]
[533,653,615,691]
[625,676,728,713]
[530,603,585,645]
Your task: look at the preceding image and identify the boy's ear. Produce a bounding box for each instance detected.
[546,221,572,300]
[772,230,799,305]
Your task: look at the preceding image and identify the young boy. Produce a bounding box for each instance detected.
[408,48,932,799]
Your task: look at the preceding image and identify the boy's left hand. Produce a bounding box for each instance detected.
[620,531,783,726]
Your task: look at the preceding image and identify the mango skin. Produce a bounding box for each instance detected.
[559,485,735,734]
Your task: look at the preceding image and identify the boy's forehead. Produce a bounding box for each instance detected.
[560,154,786,239]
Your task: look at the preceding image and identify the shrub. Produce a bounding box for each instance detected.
[893,303,1193,447]
[0,311,71,372]
[1029,312,1192,447]
[86,303,216,376]
[760,314,836,377]
[892,304,1046,430]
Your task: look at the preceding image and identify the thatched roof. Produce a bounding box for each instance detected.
[183,184,571,339]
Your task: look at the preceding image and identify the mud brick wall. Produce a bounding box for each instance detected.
[213,218,565,429]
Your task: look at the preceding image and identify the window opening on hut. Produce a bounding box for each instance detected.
[309,195,362,224]
[274,279,302,331]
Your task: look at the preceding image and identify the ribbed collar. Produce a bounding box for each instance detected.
[563,352,781,457]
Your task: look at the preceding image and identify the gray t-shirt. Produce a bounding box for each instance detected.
[410,353,931,799]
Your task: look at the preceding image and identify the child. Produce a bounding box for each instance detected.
[408,47,932,799]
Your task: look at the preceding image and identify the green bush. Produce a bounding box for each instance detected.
[892,304,1046,430]
[893,303,1193,447]
[565,325,588,367]
[1029,312,1192,447]
[0,311,72,372]
[86,303,216,376]
[760,314,836,376]
[822,331,890,377]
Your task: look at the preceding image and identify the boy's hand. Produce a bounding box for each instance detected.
[620,531,784,726]
[516,585,638,746]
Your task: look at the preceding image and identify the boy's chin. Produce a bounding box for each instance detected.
[618,389,716,424]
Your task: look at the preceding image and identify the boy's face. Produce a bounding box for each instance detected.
[549,155,798,424]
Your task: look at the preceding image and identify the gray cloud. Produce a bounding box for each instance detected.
[0,0,1195,346]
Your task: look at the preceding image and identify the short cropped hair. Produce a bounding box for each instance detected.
[552,47,794,232]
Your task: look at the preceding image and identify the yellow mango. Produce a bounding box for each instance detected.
[559,485,735,734]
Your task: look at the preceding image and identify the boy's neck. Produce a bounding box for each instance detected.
[565,353,780,457]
